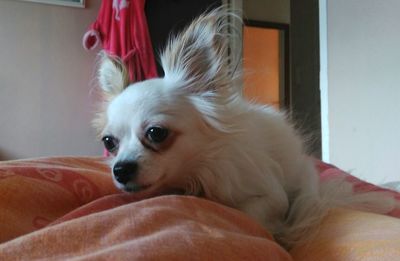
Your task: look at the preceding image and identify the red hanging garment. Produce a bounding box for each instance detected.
[83,0,158,82]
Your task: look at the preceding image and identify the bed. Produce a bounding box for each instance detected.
[0,156,399,260]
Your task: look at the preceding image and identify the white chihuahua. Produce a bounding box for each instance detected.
[93,8,396,248]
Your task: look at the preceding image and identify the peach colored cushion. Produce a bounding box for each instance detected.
[0,195,292,261]
[0,156,118,243]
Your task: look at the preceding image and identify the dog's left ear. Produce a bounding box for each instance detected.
[161,8,237,94]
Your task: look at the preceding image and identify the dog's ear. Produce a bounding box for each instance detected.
[97,53,129,98]
[161,8,238,94]
[93,53,129,136]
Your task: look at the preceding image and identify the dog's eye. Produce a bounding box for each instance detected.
[102,136,119,153]
[146,127,169,143]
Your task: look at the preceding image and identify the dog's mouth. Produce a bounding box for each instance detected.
[123,183,151,193]
[121,174,182,197]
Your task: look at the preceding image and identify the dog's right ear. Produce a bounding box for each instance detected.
[93,53,129,136]
[97,53,129,98]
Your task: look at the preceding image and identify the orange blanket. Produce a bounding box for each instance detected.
[0,157,118,243]
[0,157,399,260]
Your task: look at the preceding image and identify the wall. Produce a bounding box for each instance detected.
[323,0,400,184]
[0,1,103,159]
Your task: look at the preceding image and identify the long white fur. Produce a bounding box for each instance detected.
[94,8,398,249]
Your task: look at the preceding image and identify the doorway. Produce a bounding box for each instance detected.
[242,20,290,109]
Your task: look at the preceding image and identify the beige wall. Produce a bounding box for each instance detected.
[0,1,103,160]
[322,0,400,184]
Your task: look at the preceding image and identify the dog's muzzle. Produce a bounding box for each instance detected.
[113,161,138,185]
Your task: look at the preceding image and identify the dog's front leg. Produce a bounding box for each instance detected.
[239,193,289,236]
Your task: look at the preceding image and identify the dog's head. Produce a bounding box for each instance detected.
[94,9,240,195]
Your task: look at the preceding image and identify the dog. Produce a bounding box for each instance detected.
[93,8,397,249]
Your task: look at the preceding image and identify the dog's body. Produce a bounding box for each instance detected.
[94,8,396,249]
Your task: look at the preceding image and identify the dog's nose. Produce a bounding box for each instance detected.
[113,161,138,184]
